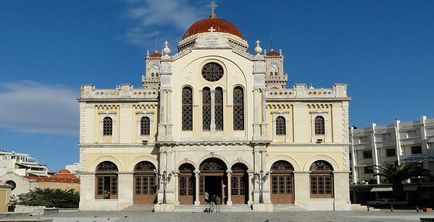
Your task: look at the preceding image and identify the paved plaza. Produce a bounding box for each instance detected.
[27,211,433,222]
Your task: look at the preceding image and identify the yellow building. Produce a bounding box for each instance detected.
[0,183,11,213]
[79,5,351,212]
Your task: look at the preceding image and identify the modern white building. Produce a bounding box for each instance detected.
[79,4,352,212]
[350,116,434,184]
[0,150,50,177]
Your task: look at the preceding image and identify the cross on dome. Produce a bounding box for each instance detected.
[208,26,216,32]
[208,1,218,18]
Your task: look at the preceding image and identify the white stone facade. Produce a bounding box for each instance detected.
[350,116,434,184]
[79,11,351,212]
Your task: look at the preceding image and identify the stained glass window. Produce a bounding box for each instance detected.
[103,117,112,136]
[140,117,150,135]
[215,87,224,130]
[276,116,286,135]
[202,87,211,130]
[233,87,244,130]
[182,87,193,130]
[202,62,224,82]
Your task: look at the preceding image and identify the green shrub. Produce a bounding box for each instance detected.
[17,188,79,208]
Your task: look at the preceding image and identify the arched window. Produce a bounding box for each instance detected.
[276,116,286,135]
[202,87,211,130]
[103,117,113,136]
[233,87,244,130]
[182,87,193,130]
[134,161,156,203]
[310,160,333,198]
[140,117,150,135]
[95,161,118,199]
[315,116,325,135]
[215,87,224,130]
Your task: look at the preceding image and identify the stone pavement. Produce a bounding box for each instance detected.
[28,210,433,222]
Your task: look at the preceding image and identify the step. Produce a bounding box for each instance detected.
[174,204,252,213]
[123,204,154,212]
[272,204,306,211]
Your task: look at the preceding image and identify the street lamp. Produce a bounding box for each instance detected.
[160,170,172,204]
[254,170,270,203]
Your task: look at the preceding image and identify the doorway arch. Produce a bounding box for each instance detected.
[178,163,195,205]
[230,163,248,204]
[199,158,227,204]
[270,160,294,204]
[133,161,157,204]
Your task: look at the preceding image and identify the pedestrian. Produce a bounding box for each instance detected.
[210,194,216,213]
[204,191,210,212]
[215,195,221,213]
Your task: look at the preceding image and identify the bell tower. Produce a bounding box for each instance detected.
[264,49,288,89]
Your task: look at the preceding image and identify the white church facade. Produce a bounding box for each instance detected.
[78,5,351,212]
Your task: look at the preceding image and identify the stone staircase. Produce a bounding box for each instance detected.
[272,204,306,212]
[123,204,154,212]
[174,204,252,213]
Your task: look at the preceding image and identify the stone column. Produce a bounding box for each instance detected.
[293,171,310,208]
[166,89,173,139]
[210,89,216,134]
[173,171,180,205]
[118,173,134,209]
[247,171,254,205]
[253,89,260,137]
[260,89,268,137]
[158,89,166,140]
[194,170,200,205]
[226,170,232,205]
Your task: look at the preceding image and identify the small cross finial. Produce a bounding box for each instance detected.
[208,1,218,18]
[208,26,216,33]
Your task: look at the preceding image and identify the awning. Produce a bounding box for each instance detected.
[370,187,393,192]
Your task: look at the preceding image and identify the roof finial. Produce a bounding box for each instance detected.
[255,40,262,55]
[208,1,218,18]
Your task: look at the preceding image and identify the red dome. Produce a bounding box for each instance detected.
[266,50,280,57]
[149,50,161,58]
[182,17,244,40]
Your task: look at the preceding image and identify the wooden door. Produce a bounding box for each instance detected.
[231,173,247,204]
[270,173,294,204]
[179,174,195,205]
[133,174,156,204]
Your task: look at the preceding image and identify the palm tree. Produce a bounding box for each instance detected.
[373,161,430,199]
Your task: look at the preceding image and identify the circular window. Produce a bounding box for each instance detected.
[202,63,223,82]
[5,180,16,190]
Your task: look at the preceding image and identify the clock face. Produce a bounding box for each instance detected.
[151,64,159,72]
[270,63,278,72]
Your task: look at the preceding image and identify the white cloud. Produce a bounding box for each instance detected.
[0,81,78,136]
[122,0,206,48]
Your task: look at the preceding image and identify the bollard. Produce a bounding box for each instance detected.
[416,206,420,212]
[390,205,394,212]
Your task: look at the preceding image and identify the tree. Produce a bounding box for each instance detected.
[373,161,430,198]
[17,188,79,208]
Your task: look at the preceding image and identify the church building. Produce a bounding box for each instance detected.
[78,3,351,211]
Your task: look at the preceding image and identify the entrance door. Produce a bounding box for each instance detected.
[133,174,156,204]
[270,160,295,204]
[231,173,247,204]
[179,173,195,205]
[200,176,224,203]
[270,174,294,204]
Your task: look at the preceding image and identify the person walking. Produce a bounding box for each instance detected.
[204,191,210,212]
[210,194,216,213]
[215,195,221,213]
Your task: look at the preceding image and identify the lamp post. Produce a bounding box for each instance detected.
[254,170,270,203]
[160,170,172,204]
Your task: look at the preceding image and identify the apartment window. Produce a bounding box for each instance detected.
[362,151,372,159]
[411,146,422,154]
[386,148,396,157]
[364,166,373,174]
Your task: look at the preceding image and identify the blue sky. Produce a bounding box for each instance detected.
[0,0,433,171]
